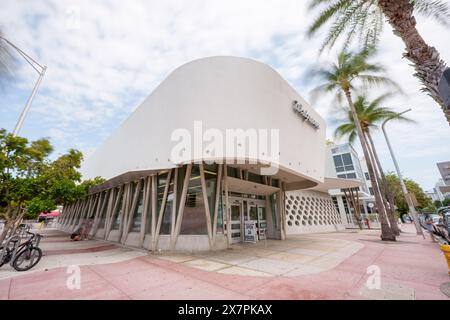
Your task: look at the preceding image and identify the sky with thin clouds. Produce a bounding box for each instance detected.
[0,0,449,190]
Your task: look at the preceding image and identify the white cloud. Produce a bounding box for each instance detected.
[0,0,449,189]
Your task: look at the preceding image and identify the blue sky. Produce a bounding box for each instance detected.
[1,0,449,190]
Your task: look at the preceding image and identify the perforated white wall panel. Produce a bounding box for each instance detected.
[285,190,344,234]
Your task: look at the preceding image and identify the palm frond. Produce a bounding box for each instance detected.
[334,122,355,138]
[358,74,403,93]
[308,0,338,10]
[343,0,382,51]
[308,0,353,36]
[0,30,15,78]
[369,92,394,106]
[318,1,368,52]
[386,111,416,124]
[308,0,383,52]
[412,0,450,26]
[309,82,338,102]
[367,5,384,47]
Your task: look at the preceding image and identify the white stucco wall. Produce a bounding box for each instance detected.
[81,56,326,186]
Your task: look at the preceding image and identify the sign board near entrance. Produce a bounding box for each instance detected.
[244,221,257,243]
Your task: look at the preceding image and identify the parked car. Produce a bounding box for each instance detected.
[431,214,441,224]
[437,206,450,217]
[419,213,440,228]
[433,212,450,244]
[439,212,450,232]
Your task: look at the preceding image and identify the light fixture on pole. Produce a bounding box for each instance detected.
[381,109,424,238]
[0,35,47,137]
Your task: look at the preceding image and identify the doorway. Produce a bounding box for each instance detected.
[228,197,267,244]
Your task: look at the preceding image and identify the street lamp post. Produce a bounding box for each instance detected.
[0,36,47,136]
[381,109,424,237]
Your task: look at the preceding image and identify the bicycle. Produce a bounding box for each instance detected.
[16,223,31,238]
[0,231,43,271]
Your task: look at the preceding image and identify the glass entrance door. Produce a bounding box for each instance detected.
[247,201,266,241]
[230,203,242,243]
[228,197,267,244]
[257,206,267,240]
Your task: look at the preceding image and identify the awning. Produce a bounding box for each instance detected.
[226,177,279,196]
[309,177,363,193]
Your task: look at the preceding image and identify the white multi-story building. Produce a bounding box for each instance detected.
[428,178,450,202]
[326,142,378,229]
[425,186,443,202]
[436,162,450,199]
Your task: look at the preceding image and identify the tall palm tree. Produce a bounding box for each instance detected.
[312,48,399,241]
[334,94,414,235]
[307,0,450,124]
[0,29,14,79]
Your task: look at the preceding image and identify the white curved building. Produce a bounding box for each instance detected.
[58,57,360,251]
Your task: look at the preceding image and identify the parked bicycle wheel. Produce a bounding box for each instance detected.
[0,247,11,267]
[12,247,42,271]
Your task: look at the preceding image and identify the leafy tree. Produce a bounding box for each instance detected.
[385,172,432,215]
[434,200,443,207]
[0,129,104,243]
[422,204,436,213]
[443,198,450,206]
[307,0,450,124]
[312,47,398,240]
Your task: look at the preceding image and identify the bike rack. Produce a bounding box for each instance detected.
[1,235,21,266]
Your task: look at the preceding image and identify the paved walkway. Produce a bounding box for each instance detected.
[0,224,448,299]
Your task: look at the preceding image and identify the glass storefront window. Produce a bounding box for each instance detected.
[204,164,218,225]
[258,207,266,220]
[144,178,153,235]
[157,172,168,214]
[249,206,258,220]
[270,193,278,228]
[130,182,144,233]
[243,201,248,221]
[176,167,186,221]
[216,192,224,232]
[227,166,239,178]
[97,191,109,229]
[271,178,279,188]
[231,205,240,221]
[112,187,124,230]
[88,199,98,220]
[248,172,264,184]
[161,173,174,235]
[180,165,208,235]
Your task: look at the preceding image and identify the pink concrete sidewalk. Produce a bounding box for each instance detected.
[0,224,448,300]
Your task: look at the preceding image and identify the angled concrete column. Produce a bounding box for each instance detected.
[139,176,151,247]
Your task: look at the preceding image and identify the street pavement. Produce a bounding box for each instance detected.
[0,224,448,300]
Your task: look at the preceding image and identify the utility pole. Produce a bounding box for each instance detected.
[0,35,47,136]
[382,109,424,238]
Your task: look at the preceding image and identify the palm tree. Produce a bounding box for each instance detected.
[307,0,450,125]
[0,29,14,79]
[334,94,414,235]
[312,48,398,241]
